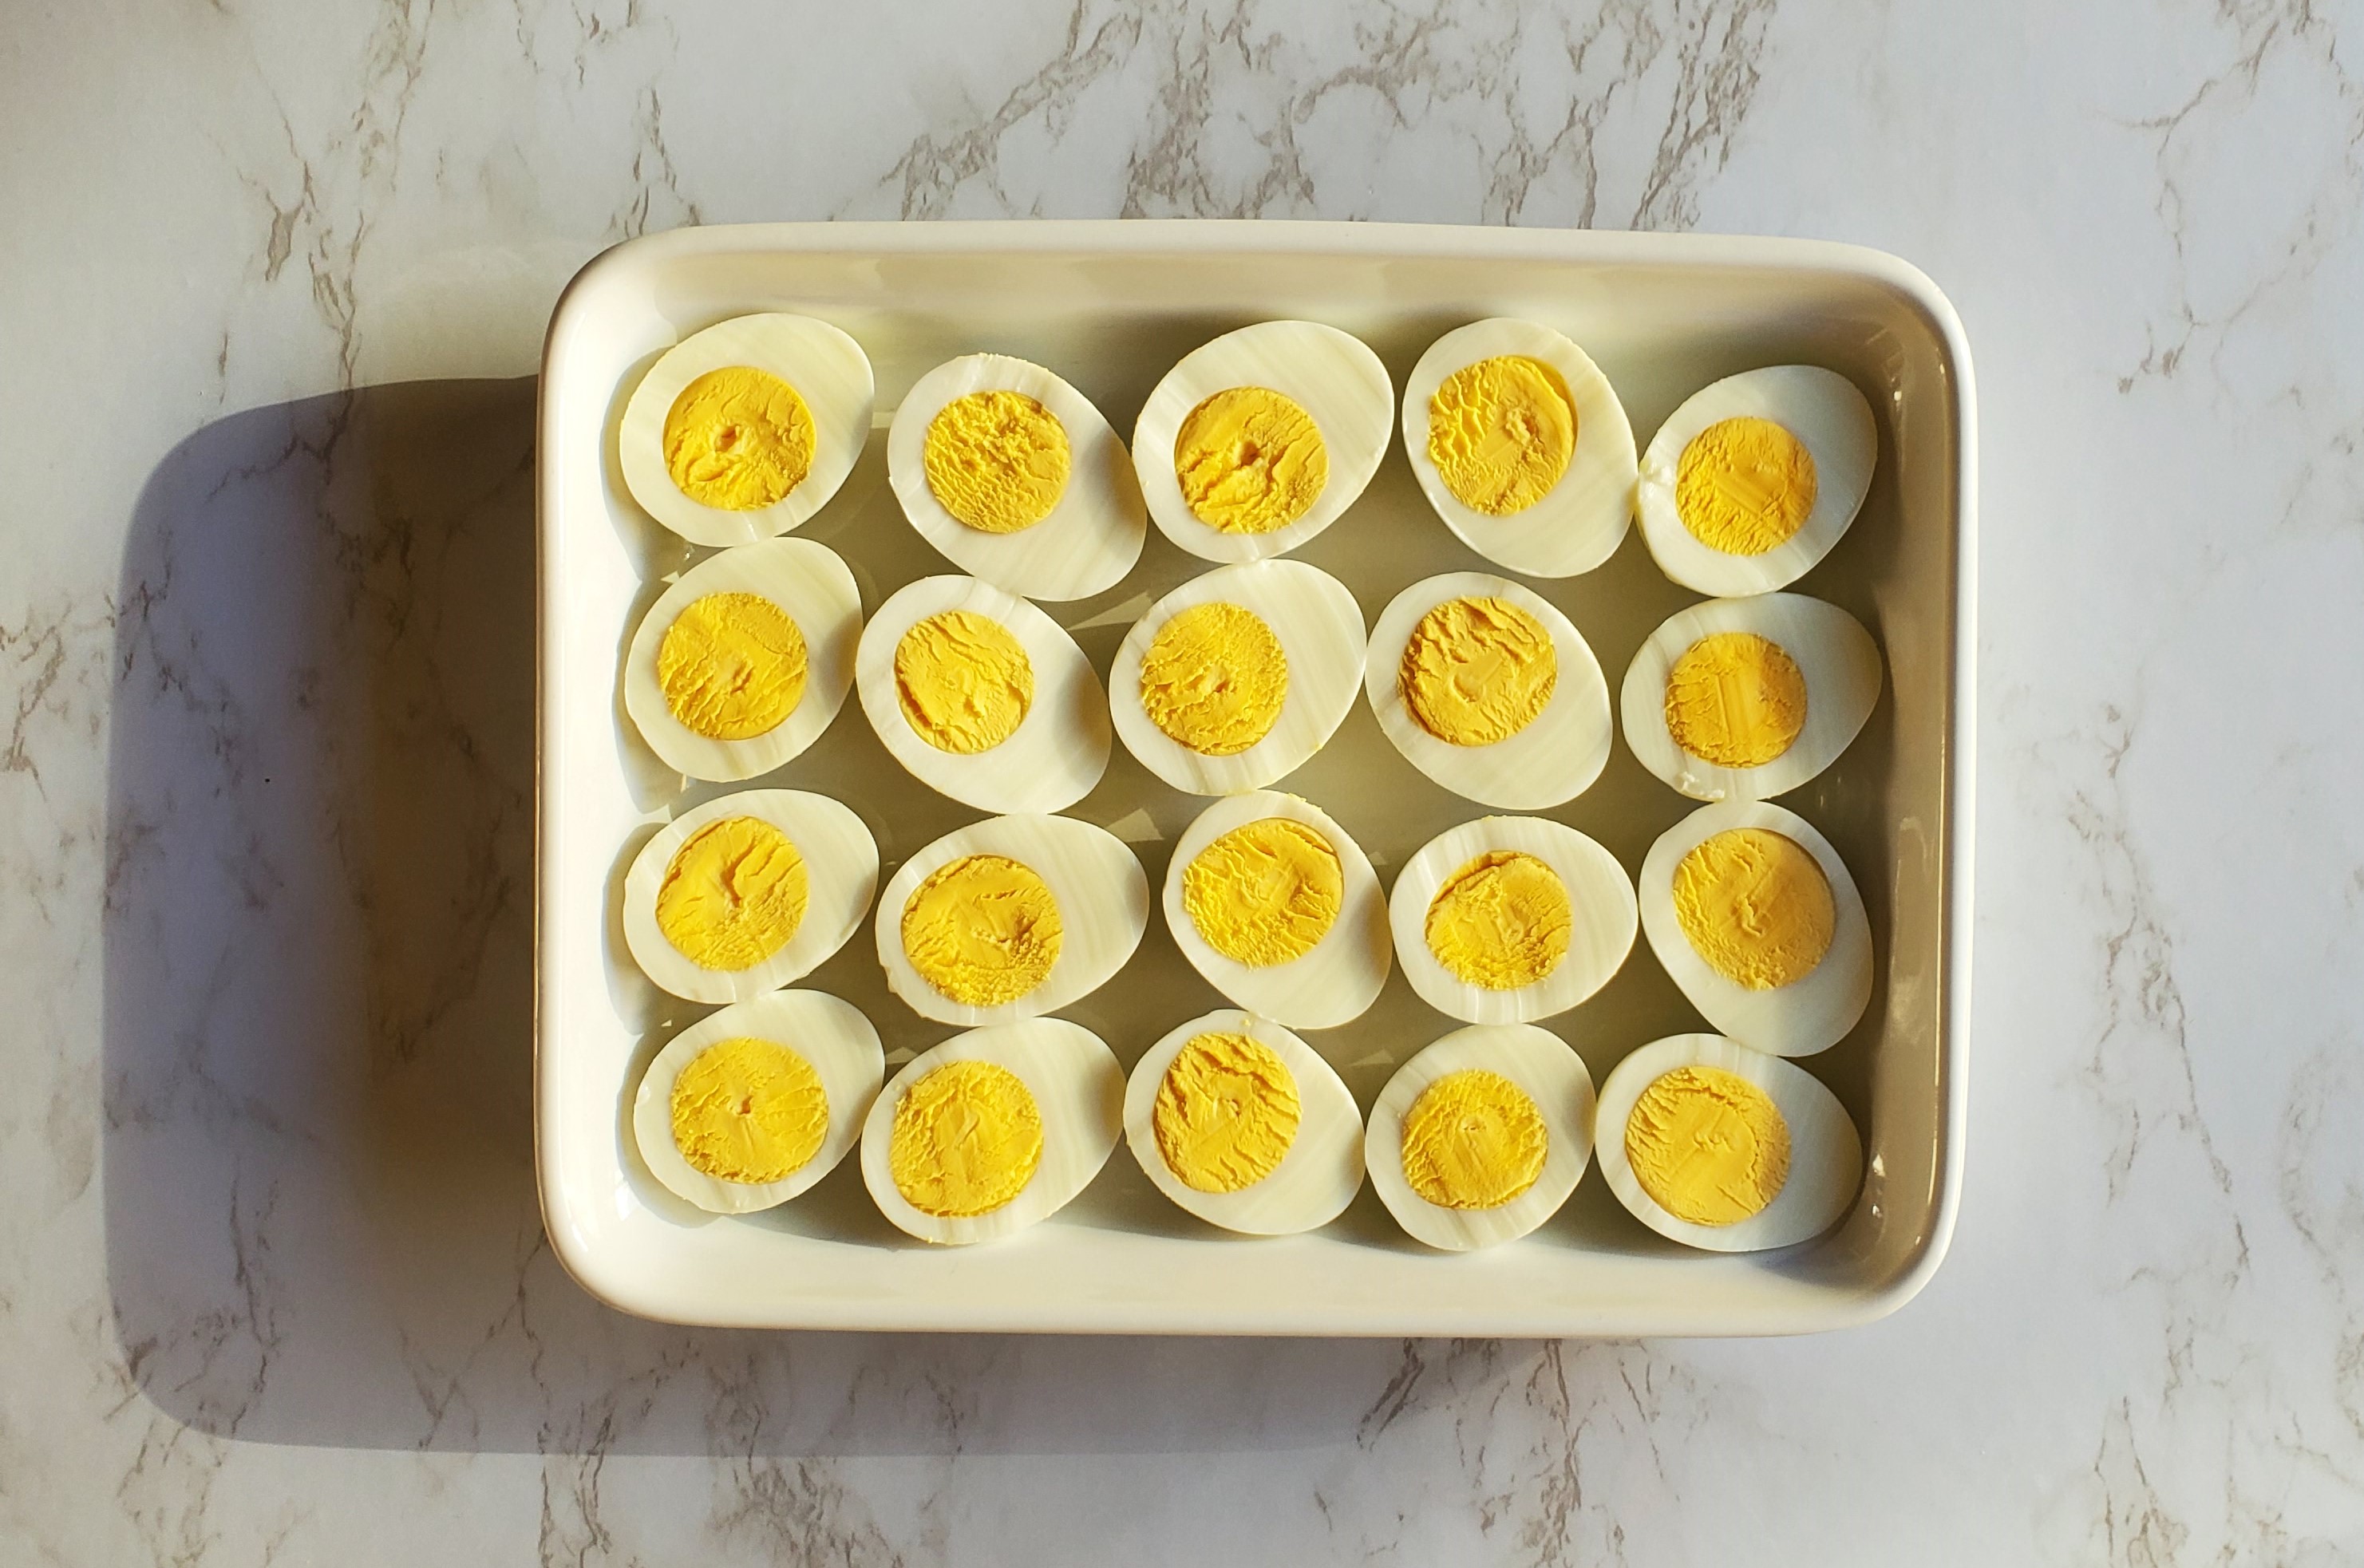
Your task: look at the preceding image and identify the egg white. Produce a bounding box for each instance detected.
[886,353,1146,601]
[1162,792,1390,1029]
[854,575,1111,814]
[619,313,875,547]
[622,789,880,1005]
[873,813,1149,1026]
[1109,560,1367,796]
[1132,321,1393,563]
[1400,318,1638,579]
[1639,800,1873,1058]
[1635,365,1878,597]
[630,989,884,1215]
[1365,1023,1596,1251]
[1619,591,1884,802]
[1363,571,1611,810]
[1594,1032,1864,1252]
[860,1018,1125,1246]
[1123,1009,1364,1235]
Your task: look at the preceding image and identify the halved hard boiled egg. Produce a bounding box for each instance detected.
[1390,816,1637,1025]
[1109,560,1366,795]
[875,814,1148,1026]
[1639,800,1872,1058]
[622,790,880,1005]
[622,536,861,782]
[1366,1023,1595,1250]
[1124,1009,1364,1235]
[853,575,1110,814]
[1636,366,1877,597]
[1620,592,1883,801]
[860,1018,1123,1245]
[1363,571,1611,810]
[887,353,1146,601]
[630,989,884,1215]
[1401,319,1638,579]
[1595,1033,1863,1252]
[1162,792,1390,1029]
[1132,322,1393,563]
[619,313,875,547]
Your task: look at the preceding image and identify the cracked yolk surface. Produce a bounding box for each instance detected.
[1424,850,1571,991]
[1180,817,1342,968]
[888,1059,1043,1218]
[1663,632,1808,768]
[670,1037,828,1183]
[662,365,815,511]
[657,592,808,741]
[1675,417,1817,555]
[1173,386,1328,534]
[1671,828,1834,990]
[1401,1068,1548,1209]
[895,610,1034,755]
[1625,1064,1790,1226]
[1137,602,1288,756]
[1152,1031,1302,1194]
[655,816,808,972]
[1425,355,1575,515]
[923,389,1072,534]
[1400,595,1558,747]
[900,854,1063,1007]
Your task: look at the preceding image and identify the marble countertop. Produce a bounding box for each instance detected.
[5,0,2361,1561]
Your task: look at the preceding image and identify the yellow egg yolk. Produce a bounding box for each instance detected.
[656,592,808,741]
[900,854,1063,1007]
[1424,850,1571,991]
[669,1037,828,1183]
[1137,602,1288,756]
[1399,595,1559,747]
[1675,417,1818,555]
[654,816,808,972]
[1152,1031,1303,1193]
[662,365,815,511]
[1663,631,1809,768]
[922,389,1072,534]
[888,1059,1044,1218]
[1173,386,1329,534]
[1401,1068,1548,1209]
[1672,828,1835,991]
[1624,1064,1790,1226]
[1180,818,1343,968]
[1425,355,1575,515]
[894,610,1034,755]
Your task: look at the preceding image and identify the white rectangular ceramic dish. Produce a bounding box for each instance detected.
[536,219,1975,1336]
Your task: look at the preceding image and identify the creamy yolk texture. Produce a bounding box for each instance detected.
[1137,602,1288,756]
[1424,850,1571,991]
[1663,632,1808,768]
[1672,828,1835,990]
[1173,387,1328,534]
[888,1059,1043,1218]
[900,854,1062,1007]
[662,366,815,511]
[1400,595,1559,747]
[1624,1065,1790,1226]
[1425,356,1575,515]
[1152,1031,1302,1193]
[1401,1068,1548,1209]
[1180,818,1343,968]
[655,816,808,972]
[923,390,1072,534]
[657,592,808,741]
[670,1037,828,1183]
[895,610,1035,755]
[1675,417,1817,555]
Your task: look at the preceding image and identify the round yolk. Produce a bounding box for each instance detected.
[1675,417,1818,555]
[1672,828,1836,991]
[1399,594,1560,747]
[1662,632,1809,768]
[1425,355,1575,515]
[899,854,1063,1007]
[1400,1068,1548,1209]
[1172,386,1329,534]
[923,389,1072,534]
[1137,602,1288,756]
[1152,1031,1303,1194]
[1624,1064,1791,1226]
[662,366,815,511]
[894,610,1035,755]
[656,592,808,741]
[888,1059,1044,1218]
[654,816,808,972]
[1180,817,1343,968]
[1423,850,1571,991]
[669,1037,828,1184]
